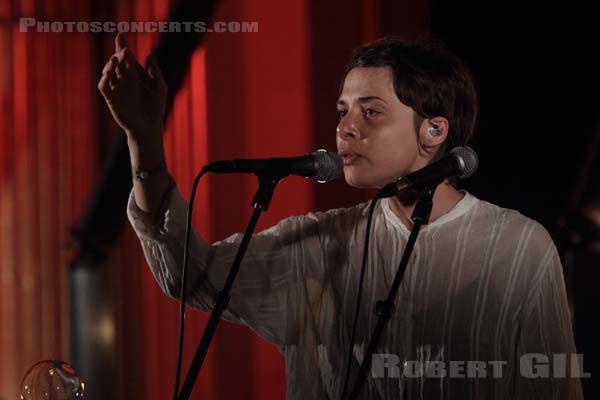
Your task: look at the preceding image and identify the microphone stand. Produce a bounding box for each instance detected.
[346,188,435,400]
[177,173,283,400]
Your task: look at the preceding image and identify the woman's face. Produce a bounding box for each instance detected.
[336,66,429,189]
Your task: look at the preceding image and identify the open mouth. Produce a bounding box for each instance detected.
[339,151,363,165]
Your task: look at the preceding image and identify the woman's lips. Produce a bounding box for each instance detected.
[340,152,363,166]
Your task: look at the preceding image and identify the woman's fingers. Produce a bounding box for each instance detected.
[115,58,129,79]
[98,68,118,97]
[97,74,110,97]
[98,56,119,96]
[115,32,128,53]
[102,56,118,76]
[145,54,167,95]
[145,54,162,79]
[106,68,118,91]
[121,47,136,69]
[99,33,158,101]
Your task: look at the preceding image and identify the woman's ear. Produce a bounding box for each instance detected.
[419,116,450,147]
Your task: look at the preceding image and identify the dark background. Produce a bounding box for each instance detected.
[432,1,599,397]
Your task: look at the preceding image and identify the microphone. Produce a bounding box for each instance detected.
[377,146,479,198]
[203,149,344,182]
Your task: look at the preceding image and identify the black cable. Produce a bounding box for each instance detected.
[173,167,209,400]
[339,196,380,400]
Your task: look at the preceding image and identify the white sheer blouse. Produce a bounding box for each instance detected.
[127,184,583,400]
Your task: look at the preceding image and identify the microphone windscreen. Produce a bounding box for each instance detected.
[450,146,479,179]
[312,150,343,182]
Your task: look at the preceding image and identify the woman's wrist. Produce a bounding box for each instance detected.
[132,158,166,182]
[127,132,165,170]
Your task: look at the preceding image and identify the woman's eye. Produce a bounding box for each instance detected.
[337,109,347,119]
[364,108,380,117]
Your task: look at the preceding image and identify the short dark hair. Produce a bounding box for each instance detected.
[343,37,478,162]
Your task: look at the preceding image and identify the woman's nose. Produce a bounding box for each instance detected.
[336,117,360,141]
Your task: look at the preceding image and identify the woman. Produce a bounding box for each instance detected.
[99,32,583,399]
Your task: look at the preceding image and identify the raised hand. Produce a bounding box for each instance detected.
[97,32,167,148]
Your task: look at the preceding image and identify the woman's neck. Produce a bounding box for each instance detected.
[387,181,465,230]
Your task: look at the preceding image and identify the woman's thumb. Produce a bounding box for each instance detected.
[145,54,161,78]
[145,54,167,95]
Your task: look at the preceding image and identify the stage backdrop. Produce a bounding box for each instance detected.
[0,1,99,398]
[0,0,428,398]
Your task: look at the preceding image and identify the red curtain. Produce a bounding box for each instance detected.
[0,1,98,399]
[0,0,428,398]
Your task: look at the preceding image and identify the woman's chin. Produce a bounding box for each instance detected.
[343,174,386,190]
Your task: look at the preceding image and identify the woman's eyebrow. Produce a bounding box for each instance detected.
[336,96,387,105]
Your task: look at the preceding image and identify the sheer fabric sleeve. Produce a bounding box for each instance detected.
[126,184,326,348]
[514,230,584,400]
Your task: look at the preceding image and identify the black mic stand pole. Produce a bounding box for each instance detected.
[346,188,435,400]
[177,173,282,400]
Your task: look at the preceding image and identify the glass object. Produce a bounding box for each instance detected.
[20,360,84,399]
